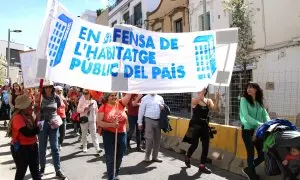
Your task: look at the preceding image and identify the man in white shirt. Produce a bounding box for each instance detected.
[138,94,164,162]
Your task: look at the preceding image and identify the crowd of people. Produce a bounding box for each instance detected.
[2,79,299,180]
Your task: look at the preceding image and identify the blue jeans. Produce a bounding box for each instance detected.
[127,115,141,147]
[103,130,126,180]
[38,122,61,172]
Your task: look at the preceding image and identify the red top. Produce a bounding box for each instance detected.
[57,98,66,118]
[89,90,103,101]
[68,90,79,101]
[98,100,127,133]
[127,95,140,116]
[284,153,300,161]
[11,114,37,145]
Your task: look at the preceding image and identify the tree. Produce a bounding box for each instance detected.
[96,9,103,17]
[223,0,254,71]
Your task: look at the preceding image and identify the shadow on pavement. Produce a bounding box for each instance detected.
[1,159,14,165]
[60,151,99,162]
[0,150,11,156]
[24,172,54,180]
[101,160,157,179]
[158,147,245,180]
[168,167,202,180]
[0,142,10,148]
[86,154,106,163]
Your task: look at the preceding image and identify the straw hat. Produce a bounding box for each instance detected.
[14,94,33,110]
[55,85,63,91]
[43,80,54,87]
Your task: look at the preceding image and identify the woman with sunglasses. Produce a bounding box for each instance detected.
[77,89,101,153]
[38,82,65,179]
[97,92,131,180]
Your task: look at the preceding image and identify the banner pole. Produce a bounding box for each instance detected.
[114,127,118,178]
[36,79,44,122]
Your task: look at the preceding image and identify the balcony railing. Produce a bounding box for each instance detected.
[108,0,123,12]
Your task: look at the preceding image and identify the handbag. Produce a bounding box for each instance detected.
[71,112,80,122]
[79,116,89,124]
[49,115,63,129]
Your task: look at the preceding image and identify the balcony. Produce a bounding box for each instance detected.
[108,0,124,12]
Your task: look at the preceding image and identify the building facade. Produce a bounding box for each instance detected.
[0,40,30,84]
[96,9,109,26]
[147,0,189,32]
[81,10,97,23]
[189,0,300,123]
[108,0,146,28]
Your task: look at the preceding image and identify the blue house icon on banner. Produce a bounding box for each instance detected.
[48,14,73,67]
[193,35,217,80]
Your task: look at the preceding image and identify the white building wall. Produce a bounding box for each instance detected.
[108,0,147,28]
[0,40,29,58]
[253,46,300,117]
[81,10,97,23]
[189,0,230,32]
[250,0,300,49]
[0,40,30,83]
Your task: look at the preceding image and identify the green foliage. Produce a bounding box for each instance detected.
[96,9,103,17]
[223,0,254,69]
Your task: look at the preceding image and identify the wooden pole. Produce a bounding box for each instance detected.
[35,79,44,122]
[114,127,118,178]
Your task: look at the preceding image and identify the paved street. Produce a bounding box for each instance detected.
[0,125,246,180]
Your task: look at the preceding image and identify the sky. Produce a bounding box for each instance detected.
[0,0,108,48]
[0,0,160,49]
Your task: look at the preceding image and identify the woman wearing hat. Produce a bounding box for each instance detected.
[77,89,101,153]
[7,94,41,180]
[38,82,66,179]
[97,92,132,180]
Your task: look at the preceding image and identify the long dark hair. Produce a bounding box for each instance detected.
[42,85,55,97]
[12,82,22,95]
[243,82,264,106]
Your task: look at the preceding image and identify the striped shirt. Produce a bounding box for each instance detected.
[138,94,164,125]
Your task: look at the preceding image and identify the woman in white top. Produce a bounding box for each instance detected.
[77,89,101,153]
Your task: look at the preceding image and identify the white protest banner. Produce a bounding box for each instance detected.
[20,50,41,88]
[36,1,238,93]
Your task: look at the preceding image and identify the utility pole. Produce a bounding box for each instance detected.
[7,29,10,78]
[7,29,22,79]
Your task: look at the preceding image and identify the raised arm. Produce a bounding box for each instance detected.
[120,93,132,106]
[132,94,143,107]
[208,92,220,112]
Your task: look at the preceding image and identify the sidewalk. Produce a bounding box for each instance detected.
[0,125,69,180]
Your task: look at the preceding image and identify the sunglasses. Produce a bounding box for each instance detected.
[83,92,89,95]
[45,86,53,89]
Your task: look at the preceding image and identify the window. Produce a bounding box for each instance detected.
[198,12,211,31]
[174,18,183,32]
[111,20,117,27]
[123,12,130,24]
[134,3,142,27]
